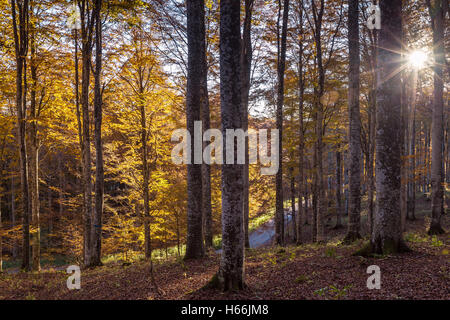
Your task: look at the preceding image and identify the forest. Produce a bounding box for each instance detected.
[0,0,448,301]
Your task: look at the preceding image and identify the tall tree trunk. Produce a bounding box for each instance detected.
[79,0,95,267]
[29,17,40,271]
[367,28,377,235]
[216,0,244,291]
[241,0,253,249]
[312,0,325,243]
[185,0,205,259]
[11,0,31,271]
[426,0,446,235]
[275,0,289,246]
[91,0,103,266]
[370,0,408,254]
[344,0,361,243]
[296,4,304,244]
[400,71,408,232]
[202,2,213,249]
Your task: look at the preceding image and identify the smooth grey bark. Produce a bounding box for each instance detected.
[216,0,244,291]
[344,0,361,243]
[185,0,205,259]
[275,0,290,246]
[370,0,408,254]
[426,0,446,235]
[11,0,31,271]
[202,2,212,249]
[91,0,103,266]
[241,0,253,249]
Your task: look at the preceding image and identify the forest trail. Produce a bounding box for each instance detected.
[249,211,294,248]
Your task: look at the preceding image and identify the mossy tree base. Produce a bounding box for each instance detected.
[206,272,245,292]
[353,238,411,257]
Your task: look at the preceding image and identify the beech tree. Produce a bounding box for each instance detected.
[369,0,409,254]
[216,0,244,290]
[11,0,31,271]
[241,0,254,249]
[426,0,447,235]
[344,0,361,243]
[185,0,205,259]
[275,0,289,246]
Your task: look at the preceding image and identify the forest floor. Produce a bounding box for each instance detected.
[0,195,449,300]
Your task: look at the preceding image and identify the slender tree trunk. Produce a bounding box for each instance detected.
[369,0,409,254]
[335,147,343,228]
[11,174,17,259]
[344,0,361,243]
[313,0,325,243]
[400,71,408,232]
[296,5,304,244]
[216,0,244,291]
[241,0,253,249]
[79,0,95,267]
[91,0,103,266]
[275,0,290,246]
[11,0,31,271]
[408,74,417,220]
[185,0,205,259]
[29,19,40,271]
[290,166,296,242]
[427,0,446,235]
[368,29,377,235]
[202,3,212,249]
[312,144,318,242]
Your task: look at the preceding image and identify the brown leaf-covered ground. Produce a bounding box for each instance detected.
[1,199,449,300]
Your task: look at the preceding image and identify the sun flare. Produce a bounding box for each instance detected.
[408,50,428,69]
